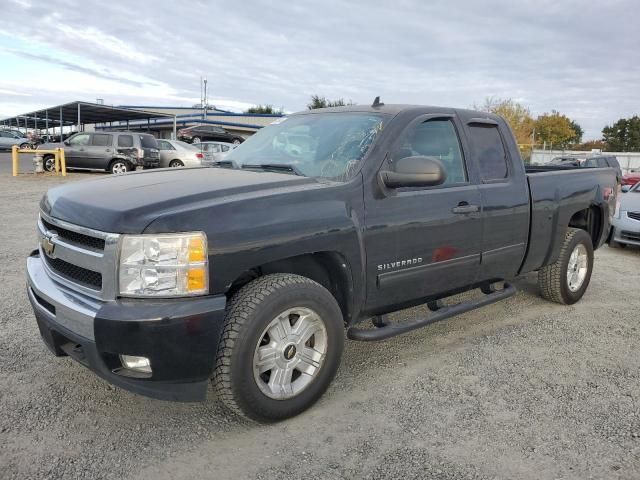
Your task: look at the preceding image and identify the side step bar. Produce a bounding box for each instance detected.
[347,282,516,342]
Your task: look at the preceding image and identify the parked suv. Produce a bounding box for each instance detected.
[178,124,245,145]
[38,132,160,174]
[548,154,621,182]
[0,129,29,150]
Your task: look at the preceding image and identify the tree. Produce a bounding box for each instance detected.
[245,104,282,114]
[307,95,353,110]
[573,139,606,151]
[602,116,640,152]
[476,97,535,147]
[534,111,582,149]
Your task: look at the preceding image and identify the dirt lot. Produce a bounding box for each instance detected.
[1,160,639,479]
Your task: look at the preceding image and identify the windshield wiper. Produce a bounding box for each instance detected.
[241,163,304,176]
[211,160,239,169]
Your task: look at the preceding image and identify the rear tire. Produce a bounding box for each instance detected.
[538,227,594,305]
[43,155,56,172]
[213,273,344,422]
[109,160,130,174]
[169,159,183,168]
[192,136,201,144]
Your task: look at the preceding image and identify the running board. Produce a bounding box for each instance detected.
[347,282,516,342]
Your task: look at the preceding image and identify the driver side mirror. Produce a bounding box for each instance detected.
[63,139,70,146]
[380,156,446,188]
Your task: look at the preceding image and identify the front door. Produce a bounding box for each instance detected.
[363,115,483,311]
[64,133,92,168]
[84,133,113,169]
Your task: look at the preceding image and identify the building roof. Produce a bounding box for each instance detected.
[0,101,174,129]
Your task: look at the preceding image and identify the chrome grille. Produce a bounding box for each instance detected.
[38,212,120,300]
[628,211,640,222]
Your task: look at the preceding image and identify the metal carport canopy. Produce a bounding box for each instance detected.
[0,101,174,129]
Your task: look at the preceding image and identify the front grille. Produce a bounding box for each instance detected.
[43,254,102,290]
[41,218,105,251]
[621,230,640,242]
[628,211,640,222]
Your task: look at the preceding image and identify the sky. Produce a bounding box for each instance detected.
[1,0,638,139]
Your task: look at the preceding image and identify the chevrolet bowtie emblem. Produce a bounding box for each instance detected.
[41,231,58,257]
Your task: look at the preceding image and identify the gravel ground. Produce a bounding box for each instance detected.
[1,159,639,479]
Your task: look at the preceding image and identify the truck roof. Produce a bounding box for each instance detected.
[293,104,500,121]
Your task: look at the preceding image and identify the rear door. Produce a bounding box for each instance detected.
[462,118,529,281]
[363,113,483,310]
[85,133,113,168]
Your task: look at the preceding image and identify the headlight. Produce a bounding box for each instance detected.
[118,232,208,297]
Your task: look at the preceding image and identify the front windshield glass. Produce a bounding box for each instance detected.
[225,112,387,181]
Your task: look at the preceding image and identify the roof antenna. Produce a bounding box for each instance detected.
[372,96,384,108]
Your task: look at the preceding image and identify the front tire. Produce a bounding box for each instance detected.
[213,274,344,422]
[538,227,594,305]
[43,155,56,172]
[191,136,201,144]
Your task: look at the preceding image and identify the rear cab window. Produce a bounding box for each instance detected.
[468,124,509,181]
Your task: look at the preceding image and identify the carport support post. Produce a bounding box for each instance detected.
[45,110,49,138]
[173,115,177,140]
[59,108,63,140]
[77,103,81,132]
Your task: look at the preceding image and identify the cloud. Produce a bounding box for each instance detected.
[0,0,639,138]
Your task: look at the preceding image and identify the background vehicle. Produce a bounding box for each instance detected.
[157,139,204,168]
[622,170,640,187]
[195,141,237,164]
[27,104,617,422]
[547,154,621,182]
[609,181,640,248]
[0,129,29,150]
[178,124,245,145]
[38,132,159,173]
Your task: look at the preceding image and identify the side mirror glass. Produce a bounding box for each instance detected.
[621,185,631,193]
[380,156,446,189]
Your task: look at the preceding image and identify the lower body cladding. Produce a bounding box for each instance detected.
[26,251,226,402]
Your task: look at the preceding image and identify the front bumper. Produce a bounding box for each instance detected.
[26,251,226,402]
[611,214,640,246]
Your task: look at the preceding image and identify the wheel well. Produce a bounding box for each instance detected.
[568,206,603,246]
[227,252,353,324]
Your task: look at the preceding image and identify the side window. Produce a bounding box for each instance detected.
[394,119,467,185]
[597,158,608,168]
[468,125,508,181]
[118,135,134,148]
[92,134,112,147]
[68,133,91,146]
[584,159,597,168]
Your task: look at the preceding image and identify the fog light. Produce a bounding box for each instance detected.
[119,355,152,374]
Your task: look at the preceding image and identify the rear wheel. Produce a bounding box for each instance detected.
[213,273,344,422]
[109,160,130,174]
[19,143,30,149]
[232,138,242,145]
[538,227,594,304]
[192,136,201,144]
[169,159,184,168]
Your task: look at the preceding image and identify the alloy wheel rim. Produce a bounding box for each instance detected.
[567,243,588,292]
[253,307,328,400]
[112,163,127,174]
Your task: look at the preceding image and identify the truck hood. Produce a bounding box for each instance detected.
[41,167,318,233]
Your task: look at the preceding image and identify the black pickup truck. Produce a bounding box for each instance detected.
[27,102,617,421]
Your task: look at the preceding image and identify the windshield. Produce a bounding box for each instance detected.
[225,112,387,181]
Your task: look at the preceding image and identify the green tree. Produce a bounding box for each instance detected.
[534,111,582,149]
[602,116,640,152]
[245,104,282,114]
[476,97,535,146]
[307,95,353,110]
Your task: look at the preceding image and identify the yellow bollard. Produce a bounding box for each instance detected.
[12,145,19,176]
[59,148,67,176]
[54,150,60,174]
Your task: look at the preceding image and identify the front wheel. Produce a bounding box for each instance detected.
[232,138,242,145]
[538,227,594,305]
[213,274,344,422]
[191,136,201,144]
[43,155,56,172]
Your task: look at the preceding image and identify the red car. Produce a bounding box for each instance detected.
[622,171,640,186]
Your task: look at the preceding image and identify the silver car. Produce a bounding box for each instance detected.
[609,182,640,248]
[0,129,29,150]
[157,139,204,168]
[195,141,237,165]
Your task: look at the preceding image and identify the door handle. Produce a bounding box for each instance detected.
[105,149,111,152]
[452,202,480,214]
